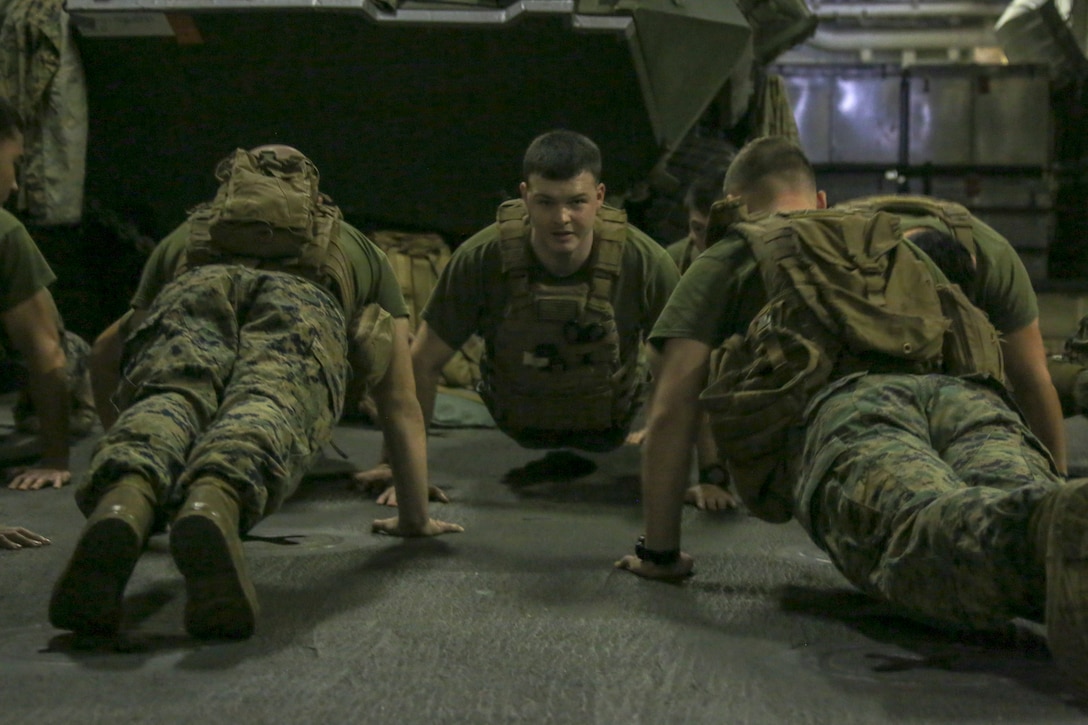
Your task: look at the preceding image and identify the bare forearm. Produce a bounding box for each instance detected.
[1015,383,1068,475]
[415,365,442,433]
[642,407,700,550]
[26,363,68,464]
[379,396,430,528]
[89,338,122,429]
[90,312,139,430]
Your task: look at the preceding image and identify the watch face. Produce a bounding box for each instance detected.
[700,465,729,487]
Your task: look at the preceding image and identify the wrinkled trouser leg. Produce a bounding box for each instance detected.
[75,267,241,524]
[801,374,1063,629]
[175,271,348,532]
[77,267,348,533]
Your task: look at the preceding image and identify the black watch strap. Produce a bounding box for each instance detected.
[635,536,680,567]
[698,464,729,487]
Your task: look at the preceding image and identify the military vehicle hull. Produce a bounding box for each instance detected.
[67,0,750,238]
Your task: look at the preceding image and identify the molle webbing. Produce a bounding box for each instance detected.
[836,195,978,259]
[183,201,356,323]
[496,199,625,323]
[736,211,952,370]
[704,198,751,249]
[486,199,636,433]
[701,209,1003,522]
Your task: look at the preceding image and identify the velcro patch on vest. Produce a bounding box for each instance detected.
[536,298,580,321]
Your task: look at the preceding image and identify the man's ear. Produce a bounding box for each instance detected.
[596,182,606,202]
[519,181,528,202]
[816,190,828,209]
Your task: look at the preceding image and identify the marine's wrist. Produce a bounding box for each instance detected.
[698,463,728,487]
[635,535,681,566]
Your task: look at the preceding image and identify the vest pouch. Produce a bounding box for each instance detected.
[819,284,948,362]
[212,150,316,234]
[209,221,312,259]
[350,303,396,389]
[936,284,1004,381]
[493,387,615,432]
[700,327,832,522]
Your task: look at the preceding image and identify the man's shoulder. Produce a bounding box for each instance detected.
[621,223,669,261]
[457,222,502,252]
[698,230,754,265]
[0,208,24,238]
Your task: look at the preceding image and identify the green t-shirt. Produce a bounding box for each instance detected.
[652,210,1038,349]
[0,209,55,313]
[422,216,680,363]
[894,212,1037,334]
[131,219,410,321]
[665,236,694,274]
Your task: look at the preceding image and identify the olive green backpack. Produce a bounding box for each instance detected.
[183,147,356,317]
[700,206,1003,522]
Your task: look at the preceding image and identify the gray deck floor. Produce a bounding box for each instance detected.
[2,401,1088,724]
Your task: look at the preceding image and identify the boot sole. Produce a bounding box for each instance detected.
[49,517,141,635]
[170,513,258,640]
[1045,481,1088,690]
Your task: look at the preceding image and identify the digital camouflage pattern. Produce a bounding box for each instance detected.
[799,373,1063,628]
[76,265,348,532]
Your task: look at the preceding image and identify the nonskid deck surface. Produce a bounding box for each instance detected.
[1,400,1087,724]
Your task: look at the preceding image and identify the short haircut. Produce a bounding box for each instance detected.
[0,96,23,141]
[723,136,816,201]
[907,228,977,302]
[523,130,602,183]
[684,168,727,216]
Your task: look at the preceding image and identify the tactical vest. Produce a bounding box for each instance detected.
[479,199,642,436]
[834,195,979,259]
[180,148,357,323]
[699,206,1004,522]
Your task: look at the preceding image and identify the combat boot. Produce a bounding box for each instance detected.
[170,479,259,639]
[49,474,156,635]
[1032,478,1088,691]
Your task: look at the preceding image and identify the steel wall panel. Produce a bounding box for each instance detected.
[973,75,1051,166]
[908,75,973,165]
[782,72,833,163]
[830,74,900,163]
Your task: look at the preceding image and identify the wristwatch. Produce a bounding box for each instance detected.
[635,535,680,567]
[698,464,729,487]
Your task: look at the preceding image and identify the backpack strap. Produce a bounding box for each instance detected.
[839,195,978,259]
[496,199,533,314]
[495,199,627,324]
[584,204,626,324]
[704,197,750,248]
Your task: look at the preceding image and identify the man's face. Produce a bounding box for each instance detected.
[520,171,604,272]
[0,132,23,206]
[688,208,710,251]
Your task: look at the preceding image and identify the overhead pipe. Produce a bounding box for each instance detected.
[807,26,998,50]
[812,2,1007,19]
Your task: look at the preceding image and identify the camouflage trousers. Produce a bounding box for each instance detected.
[76,266,348,532]
[796,373,1063,629]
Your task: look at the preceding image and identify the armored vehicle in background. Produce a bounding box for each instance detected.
[66,0,755,239]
